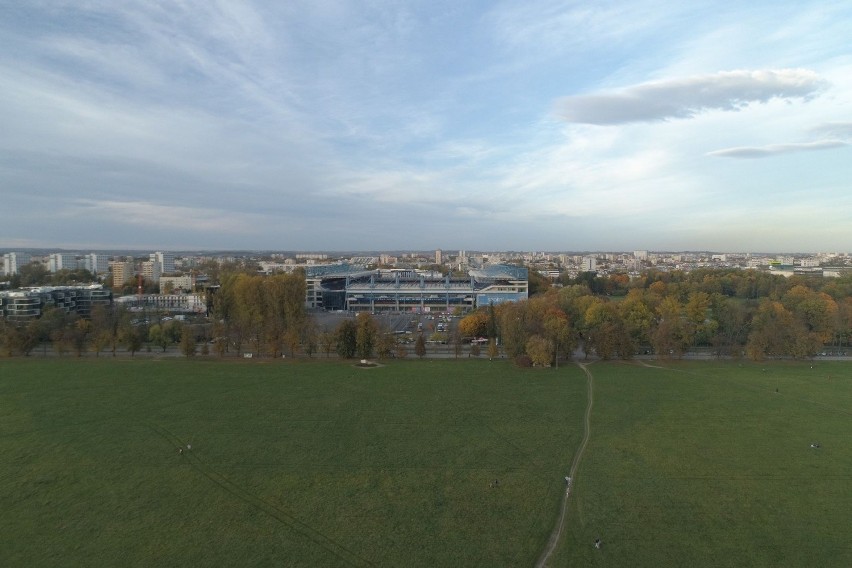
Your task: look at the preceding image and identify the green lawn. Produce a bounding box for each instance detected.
[0,359,586,567]
[4,358,851,567]
[554,360,852,567]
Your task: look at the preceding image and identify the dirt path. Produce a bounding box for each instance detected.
[535,362,595,567]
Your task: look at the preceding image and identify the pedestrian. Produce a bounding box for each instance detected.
[594,538,601,549]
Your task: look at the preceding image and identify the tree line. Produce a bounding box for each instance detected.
[4,267,852,363]
[0,304,200,358]
[457,269,852,363]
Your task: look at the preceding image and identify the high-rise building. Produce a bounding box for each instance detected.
[84,253,110,276]
[151,252,175,274]
[141,260,162,283]
[2,252,32,276]
[435,249,442,264]
[109,259,135,288]
[581,256,597,272]
[48,253,78,272]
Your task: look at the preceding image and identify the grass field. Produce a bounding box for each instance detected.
[4,358,852,567]
[0,359,586,567]
[554,360,852,567]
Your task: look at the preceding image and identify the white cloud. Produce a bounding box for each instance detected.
[556,69,827,124]
[708,140,848,159]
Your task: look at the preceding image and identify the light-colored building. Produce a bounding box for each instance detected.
[109,260,135,288]
[581,256,597,272]
[159,275,193,293]
[141,260,162,283]
[48,253,78,272]
[151,252,175,274]
[114,293,206,313]
[435,249,442,264]
[3,252,32,276]
[84,253,111,276]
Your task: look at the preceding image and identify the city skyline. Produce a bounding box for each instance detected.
[2,2,851,252]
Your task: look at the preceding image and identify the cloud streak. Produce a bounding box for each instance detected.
[708,140,848,159]
[556,69,827,125]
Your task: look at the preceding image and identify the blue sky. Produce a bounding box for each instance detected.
[1,1,850,252]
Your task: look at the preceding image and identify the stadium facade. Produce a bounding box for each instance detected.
[304,264,528,312]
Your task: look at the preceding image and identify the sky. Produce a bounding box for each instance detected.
[1,1,851,253]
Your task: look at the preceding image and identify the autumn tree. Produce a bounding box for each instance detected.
[583,301,632,359]
[180,325,196,357]
[320,330,336,358]
[487,338,499,360]
[745,300,803,359]
[355,312,378,359]
[619,289,654,351]
[650,296,692,358]
[458,310,488,338]
[415,334,426,358]
[526,335,554,367]
[336,319,357,358]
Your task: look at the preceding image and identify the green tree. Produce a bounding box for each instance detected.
[619,290,654,351]
[148,323,172,352]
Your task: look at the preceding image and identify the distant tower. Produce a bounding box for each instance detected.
[435,249,442,264]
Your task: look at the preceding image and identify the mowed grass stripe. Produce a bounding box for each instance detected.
[0,359,586,567]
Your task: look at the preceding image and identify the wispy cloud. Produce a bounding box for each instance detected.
[68,200,267,235]
[708,140,848,158]
[556,69,827,125]
[811,121,852,139]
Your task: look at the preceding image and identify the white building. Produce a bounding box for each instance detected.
[159,275,194,293]
[150,252,175,274]
[581,256,597,272]
[48,253,78,273]
[83,253,111,276]
[3,252,32,276]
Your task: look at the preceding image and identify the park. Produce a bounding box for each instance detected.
[2,358,850,566]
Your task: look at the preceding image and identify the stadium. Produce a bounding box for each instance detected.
[304,264,528,312]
